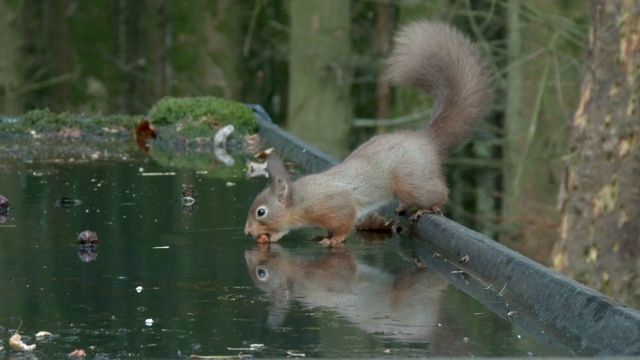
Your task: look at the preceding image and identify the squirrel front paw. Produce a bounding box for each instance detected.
[313,234,347,248]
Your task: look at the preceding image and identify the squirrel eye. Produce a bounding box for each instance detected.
[256,206,267,218]
[257,267,268,280]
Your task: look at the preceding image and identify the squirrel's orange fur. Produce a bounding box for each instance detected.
[245,21,492,245]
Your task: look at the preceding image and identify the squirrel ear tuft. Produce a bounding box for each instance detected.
[266,154,292,205]
[266,154,290,180]
[273,177,290,205]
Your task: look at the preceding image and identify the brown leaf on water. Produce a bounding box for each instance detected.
[69,348,87,358]
[254,147,273,159]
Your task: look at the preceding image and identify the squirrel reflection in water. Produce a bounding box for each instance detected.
[244,240,447,342]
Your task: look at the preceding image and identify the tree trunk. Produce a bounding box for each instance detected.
[49,0,72,112]
[0,0,23,115]
[554,0,640,307]
[287,0,353,158]
[117,0,146,113]
[374,0,390,134]
[148,0,171,103]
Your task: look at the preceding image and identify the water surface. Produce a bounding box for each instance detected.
[0,144,571,358]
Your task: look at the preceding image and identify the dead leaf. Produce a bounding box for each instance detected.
[9,332,36,351]
[254,147,274,159]
[69,349,87,358]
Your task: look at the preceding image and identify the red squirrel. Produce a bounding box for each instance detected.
[245,21,492,245]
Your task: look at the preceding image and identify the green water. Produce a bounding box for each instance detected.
[0,146,571,358]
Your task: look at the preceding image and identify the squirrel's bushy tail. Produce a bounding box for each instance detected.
[387,21,492,153]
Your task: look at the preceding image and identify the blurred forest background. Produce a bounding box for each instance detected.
[0,0,638,306]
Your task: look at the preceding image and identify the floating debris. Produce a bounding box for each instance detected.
[227,344,264,351]
[55,197,83,208]
[245,160,268,179]
[141,172,176,176]
[190,354,252,359]
[181,184,198,199]
[9,322,36,351]
[286,350,305,357]
[181,185,197,207]
[77,230,98,245]
[181,197,196,206]
[145,318,154,326]
[35,331,53,340]
[136,286,143,293]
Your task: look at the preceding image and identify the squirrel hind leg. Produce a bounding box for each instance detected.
[394,177,448,220]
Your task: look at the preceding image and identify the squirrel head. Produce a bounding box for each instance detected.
[244,154,293,242]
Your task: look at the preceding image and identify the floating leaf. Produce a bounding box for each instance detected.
[9,332,36,351]
[69,348,87,358]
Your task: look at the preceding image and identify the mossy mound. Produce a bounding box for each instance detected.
[147,96,257,137]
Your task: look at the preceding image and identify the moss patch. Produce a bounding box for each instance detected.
[0,108,140,137]
[147,96,257,136]
[1,96,257,139]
